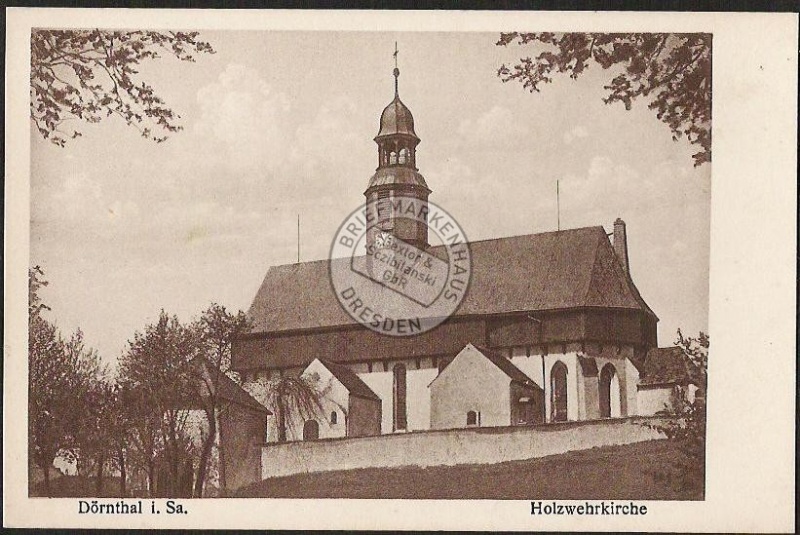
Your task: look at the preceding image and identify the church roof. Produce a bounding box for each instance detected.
[245,225,656,335]
[639,346,701,387]
[318,359,381,401]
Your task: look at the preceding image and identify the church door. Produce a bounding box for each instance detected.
[302,419,319,441]
[599,364,621,418]
[550,361,568,422]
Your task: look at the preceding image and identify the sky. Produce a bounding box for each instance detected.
[30,30,711,368]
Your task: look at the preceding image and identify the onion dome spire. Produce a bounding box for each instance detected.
[365,43,431,251]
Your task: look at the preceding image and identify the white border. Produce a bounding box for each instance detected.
[5,8,797,532]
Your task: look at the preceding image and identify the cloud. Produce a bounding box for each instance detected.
[35,172,141,231]
[194,64,291,174]
[563,125,589,144]
[457,105,530,149]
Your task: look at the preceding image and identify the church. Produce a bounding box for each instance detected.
[231,60,689,445]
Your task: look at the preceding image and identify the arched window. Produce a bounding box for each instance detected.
[551,361,568,423]
[398,148,408,164]
[393,364,407,431]
[389,151,397,165]
[466,410,478,426]
[599,364,622,418]
[302,419,319,441]
[330,411,338,424]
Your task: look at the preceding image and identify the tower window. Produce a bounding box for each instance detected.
[330,411,338,425]
[377,190,391,224]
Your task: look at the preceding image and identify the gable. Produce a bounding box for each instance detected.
[303,358,381,402]
[431,345,513,389]
[431,344,540,390]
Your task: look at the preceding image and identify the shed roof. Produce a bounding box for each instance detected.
[245,225,655,335]
[470,345,542,389]
[215,369,272,413]
[318,359,381,401]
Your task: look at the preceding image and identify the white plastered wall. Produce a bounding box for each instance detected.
[357,358,437,434]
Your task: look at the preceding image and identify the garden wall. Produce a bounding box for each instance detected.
[260,416,665,480]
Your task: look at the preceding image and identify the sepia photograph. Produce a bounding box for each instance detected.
[27,27,711,501]
[4,7,796,532]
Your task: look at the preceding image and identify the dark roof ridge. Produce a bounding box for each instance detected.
[259,225,608,271]
[318,358,381,401]
[456,225,606,248]
[470,344,542,390]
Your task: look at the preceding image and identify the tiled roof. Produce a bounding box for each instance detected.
[192,359,271,413]
[215,369,272,413]
[639,346,700,387]
[246,226,656,334]
[319,359,381,401]
[470,344,543,389]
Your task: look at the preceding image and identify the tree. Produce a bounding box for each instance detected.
[255,374,325,443]
[30,29,214,146]
[104,383,134,497]
[648,329,708,494]
[118,310,201,497]
[28,267,102,496]
[496,33,711,166]
[191,303,250,497]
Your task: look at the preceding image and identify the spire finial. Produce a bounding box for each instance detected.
[393,42,399,97]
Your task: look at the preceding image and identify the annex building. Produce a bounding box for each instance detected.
[230,63,694,445]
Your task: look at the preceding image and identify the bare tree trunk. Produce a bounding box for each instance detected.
[95,451,105,496]
[194,407,216,498]
[147,459,155,498]
[277,394,287,443]
[117,448,126,497]
[42,459,51,497]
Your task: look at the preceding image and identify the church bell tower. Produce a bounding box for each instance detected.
[365,46,431,251]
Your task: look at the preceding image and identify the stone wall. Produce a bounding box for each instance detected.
[220,404,266,493]
[260,416,665,480]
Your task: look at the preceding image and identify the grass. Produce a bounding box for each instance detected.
[236,439,704,500]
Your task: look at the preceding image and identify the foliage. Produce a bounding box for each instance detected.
[190,303,251,497]
[30,29,214,146]
[254,374,325,443]
[497,33,711,166]
[118,310,202,497]
[28,274,252,498]
[647,329,708,494]
[28,266,103,496]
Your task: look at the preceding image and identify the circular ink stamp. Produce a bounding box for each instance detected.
[329,195,472,336]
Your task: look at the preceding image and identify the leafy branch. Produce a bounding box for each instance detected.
[30,29,215,146]
[497,33,711,166]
